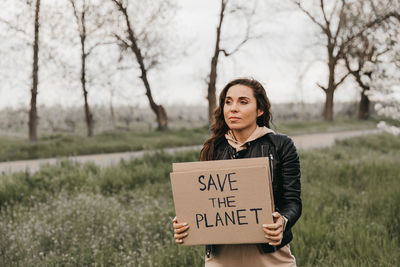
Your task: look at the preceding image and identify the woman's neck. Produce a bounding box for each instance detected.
[231,124,258,144]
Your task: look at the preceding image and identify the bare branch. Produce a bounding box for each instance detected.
[375,47,392,59]
[328,0,340,22]
[317,83,327,92]
[333,0,346,45]
[86,41,115,56]
[0,17,29,35]
[219,1,262,57]
[344,54,358,74]
[319,0,330,27]
[338,12,400,57]
[114,33,130,50]
[69,0,82,35]
[219,34,250,57]
[293,1,327,33]
[335,71,350,87]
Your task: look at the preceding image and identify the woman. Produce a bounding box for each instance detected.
[173,78,301,266]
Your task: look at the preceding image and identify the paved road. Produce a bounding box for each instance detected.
[0,129,381,174]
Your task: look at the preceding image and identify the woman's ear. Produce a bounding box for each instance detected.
[257,109,264,117]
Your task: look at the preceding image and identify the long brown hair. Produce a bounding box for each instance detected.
[200,78,273,161]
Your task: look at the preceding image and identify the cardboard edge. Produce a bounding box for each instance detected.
[173,157,269,172]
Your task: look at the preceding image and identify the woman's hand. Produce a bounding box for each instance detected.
[262,212,285,246]
[173,216,190,244]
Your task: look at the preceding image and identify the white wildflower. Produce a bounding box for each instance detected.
[360,75,371,86]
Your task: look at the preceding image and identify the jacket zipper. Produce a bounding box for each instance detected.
[269,153,274,183]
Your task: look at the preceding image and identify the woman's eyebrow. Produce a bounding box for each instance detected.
[225,96,250,99]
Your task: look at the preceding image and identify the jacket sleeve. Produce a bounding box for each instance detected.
[277,135,302,231]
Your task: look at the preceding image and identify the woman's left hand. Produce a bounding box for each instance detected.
[262,212,285,246]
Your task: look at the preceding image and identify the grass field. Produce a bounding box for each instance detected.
[0,118,377,162]
[272,117,377,135]
[0,127,208,162]
[0,133,399,266]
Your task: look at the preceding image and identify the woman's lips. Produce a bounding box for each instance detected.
[229,117,240,122]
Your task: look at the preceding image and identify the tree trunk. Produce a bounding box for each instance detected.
[110,90,116,127]
[323,89,334,121]
[358,88,370,120]
[207,59,218,124]
[29,0,40,141]
[207,0,226,125]
[355,69,371,120]
[79,10,94,137]
[81,45,93,136]
[323,47,336,121]
[69,1,94,136]
[155,105,168,130]
[142,70,168,130]
[116,3,168,130]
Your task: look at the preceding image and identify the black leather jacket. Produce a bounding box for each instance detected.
[205,132,302,257]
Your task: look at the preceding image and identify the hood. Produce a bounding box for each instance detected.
[225,126,275,152]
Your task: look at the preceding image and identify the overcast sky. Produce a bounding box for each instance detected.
[0,0,361,108]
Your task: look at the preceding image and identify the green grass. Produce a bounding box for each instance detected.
[0,132,399,266]
[0,127,208,162]
[272,117,377,136]
[293,134,400,266]
[0,118,378,162]
[0,151,201,266]
[0,151,200,207]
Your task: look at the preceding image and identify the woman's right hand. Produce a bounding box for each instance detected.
[173,216,190,244]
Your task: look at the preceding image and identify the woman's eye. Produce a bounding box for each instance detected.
[240,100,248,104]
[225,100,232,104]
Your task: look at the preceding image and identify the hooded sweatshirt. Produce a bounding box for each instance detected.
[225,126,275,152]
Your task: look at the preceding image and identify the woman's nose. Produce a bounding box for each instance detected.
[230,102,239,112]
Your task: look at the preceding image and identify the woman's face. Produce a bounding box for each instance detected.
[223,84,263,132]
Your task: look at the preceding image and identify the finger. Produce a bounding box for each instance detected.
[175,239,184,244]
[268,239,282,246]
[173,222,188,229]
[174,225,190,234]
[265,233,283,242]
[264,218,284,228]
[264,237,273,243]
[173,216,177,223]
[174,232,188,240]
[264,235,282,245]
[272,212,280,221]
[263,228,282,236]
[263,223,282,230]
[272,212,280,218]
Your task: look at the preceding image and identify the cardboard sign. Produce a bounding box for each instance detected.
[170,157,274,246]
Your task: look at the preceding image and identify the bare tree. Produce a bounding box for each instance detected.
[0,0,41,141]
[69,0,93,136]
[294,0,398,121]
[28,0,41,141]
[111,0,175,130]
[206,0,260,124]
[68,0,114,136]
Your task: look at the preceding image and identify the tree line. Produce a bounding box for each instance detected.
[0,0,399,141]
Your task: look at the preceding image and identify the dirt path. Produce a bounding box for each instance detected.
[0,129,381,174]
